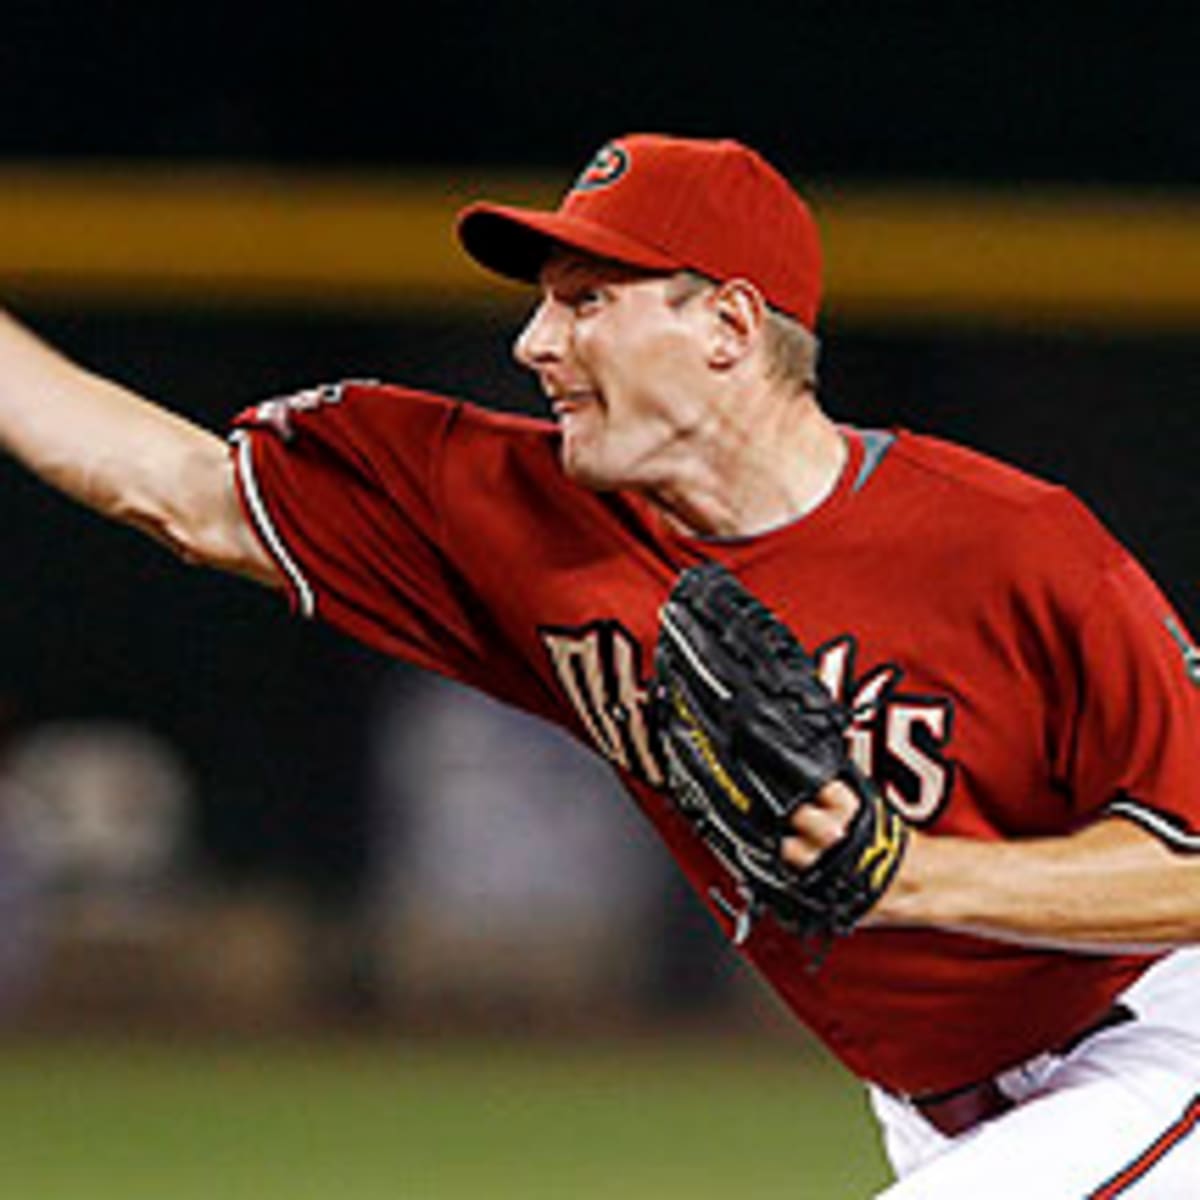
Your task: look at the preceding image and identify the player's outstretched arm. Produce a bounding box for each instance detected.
[787,791,1200,953]
[872,817,1200,952]
[0,310,278,586]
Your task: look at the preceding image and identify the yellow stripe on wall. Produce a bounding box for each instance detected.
[0,166,544,309]
[823,186,1200,328]
[2,165,1199,328]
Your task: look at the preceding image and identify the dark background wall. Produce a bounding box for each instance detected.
[6,2,1200,185]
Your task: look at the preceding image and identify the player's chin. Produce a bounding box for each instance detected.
[559,437,619,491]
[560,450,606,490]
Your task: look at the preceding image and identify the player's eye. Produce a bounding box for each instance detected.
[565,287,604,314]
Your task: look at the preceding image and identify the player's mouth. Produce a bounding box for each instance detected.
[550,390,602,420]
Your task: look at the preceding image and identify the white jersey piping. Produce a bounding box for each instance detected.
[230,430,316,619]
[1106,796,1200,854]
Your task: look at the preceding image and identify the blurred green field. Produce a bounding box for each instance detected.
[0,1034,890,1198]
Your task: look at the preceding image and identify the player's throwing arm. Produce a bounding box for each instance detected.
[0,311,276,584]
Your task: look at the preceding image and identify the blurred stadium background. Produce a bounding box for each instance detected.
[0,4,1198,1196]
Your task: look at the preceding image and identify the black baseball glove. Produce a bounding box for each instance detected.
[652,561,908,950]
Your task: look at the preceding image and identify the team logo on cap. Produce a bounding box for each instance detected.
[572,142,630,193]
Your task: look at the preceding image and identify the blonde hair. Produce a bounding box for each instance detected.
[667,271,819,392]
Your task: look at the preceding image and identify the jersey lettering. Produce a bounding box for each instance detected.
[541,622,664,786]
[541,623,954,825]
[815,635,956,826]
[885,702,955,822]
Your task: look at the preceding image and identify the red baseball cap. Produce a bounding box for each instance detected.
[456,133,823,330]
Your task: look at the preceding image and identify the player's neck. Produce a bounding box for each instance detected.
[644,396,847,540]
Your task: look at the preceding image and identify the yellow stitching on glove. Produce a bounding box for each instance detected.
[672,687,753,815]
[855,795,907,891]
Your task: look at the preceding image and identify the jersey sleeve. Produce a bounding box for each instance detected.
[1043,499,1200,846]
[228,381,525,696]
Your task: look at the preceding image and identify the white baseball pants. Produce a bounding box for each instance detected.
[870,949,1200,1198]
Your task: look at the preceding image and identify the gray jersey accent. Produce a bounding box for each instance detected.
[854,428,897,493]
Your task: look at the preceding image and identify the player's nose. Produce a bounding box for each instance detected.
[513,297,569,370]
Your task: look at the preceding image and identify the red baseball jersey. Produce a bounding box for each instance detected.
[230,382,1200,1095]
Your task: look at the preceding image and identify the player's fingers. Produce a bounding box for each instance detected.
[781,781,859,868]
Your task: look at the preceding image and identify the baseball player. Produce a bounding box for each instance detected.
[2,133,1200,1197]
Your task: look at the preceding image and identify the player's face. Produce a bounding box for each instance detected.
[514,251,715,491]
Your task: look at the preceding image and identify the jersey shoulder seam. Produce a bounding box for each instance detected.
[888,432,1070,516]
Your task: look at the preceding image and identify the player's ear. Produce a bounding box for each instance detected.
[705,279,768,371]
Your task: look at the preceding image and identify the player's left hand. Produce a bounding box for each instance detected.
[653,560,910,947]
[781,780,863,865]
